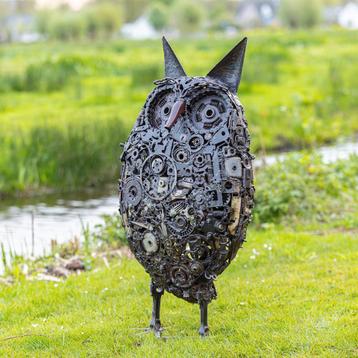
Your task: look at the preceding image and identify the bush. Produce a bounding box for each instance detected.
[254,154,358,224]
[171,0,205,35]
[36,4,122,41]
[148,2,168,31]
[49,13,86,41]
[279,0,321,28]
[84,3,122,39]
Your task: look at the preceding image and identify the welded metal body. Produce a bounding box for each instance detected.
[119,37,254,335]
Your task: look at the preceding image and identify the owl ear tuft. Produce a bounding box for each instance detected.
[162,36,186,78]
[207,37,247,94]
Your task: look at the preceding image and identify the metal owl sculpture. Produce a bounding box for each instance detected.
[119,37,254,337]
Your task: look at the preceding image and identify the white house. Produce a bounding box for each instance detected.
[235,0,279,29]
[338,2,358,29]
[121,16,158,40]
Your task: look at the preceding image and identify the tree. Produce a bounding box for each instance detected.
[95,3,123,36]
[84,2,123,39]
[121,0,150,22]
[207,1,235,33]
[49,13,85,41]
[279,0,321,28]
[148,2,168,31]
[171,0,205,35]
[36,2,123,41]
[36,11,52,35]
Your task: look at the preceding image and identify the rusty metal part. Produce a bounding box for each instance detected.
[165,99,186,129]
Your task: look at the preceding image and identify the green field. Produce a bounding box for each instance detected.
[1,29,357,196]
[0,225,356,356]
[1,29,357,354]
[0,155,357,356]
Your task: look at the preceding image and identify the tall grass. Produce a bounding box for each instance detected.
[0,29,357,196]
[0,54,125,93]
[0,117,126,194]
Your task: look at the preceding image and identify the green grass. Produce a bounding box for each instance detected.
[0,29,357,196]
[0,225,356,356]
[254,153,358,224]
[0,29,357,356]
[0,155,357,356]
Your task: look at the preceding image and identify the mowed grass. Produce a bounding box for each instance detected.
[0,29,357,195]
[0,226,356,357]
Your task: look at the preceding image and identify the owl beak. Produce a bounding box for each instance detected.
[165,99,185,129]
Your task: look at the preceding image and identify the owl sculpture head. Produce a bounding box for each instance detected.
[140,37,247,132]
[119,37,254,337]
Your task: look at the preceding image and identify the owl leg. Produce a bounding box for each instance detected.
[199,300,209,337]
[149,281,164,337]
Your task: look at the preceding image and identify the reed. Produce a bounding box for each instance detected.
[0,29,357,196]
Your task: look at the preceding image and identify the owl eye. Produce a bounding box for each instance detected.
[158,97,172,117]
[163,106,171,115]
[146,88,176,128]
[188,91,231,133]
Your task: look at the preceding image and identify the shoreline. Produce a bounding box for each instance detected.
[1,135,357,200]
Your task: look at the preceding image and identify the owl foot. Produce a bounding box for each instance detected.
[149,320,163,338]
[150,281,164,338]
[199,325,210,337]
[199,300,210,337]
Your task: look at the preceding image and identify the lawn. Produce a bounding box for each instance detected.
[0,29,357,356]
[0,225,356,356]
[1,29,357,196]
[0,154,357,356]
